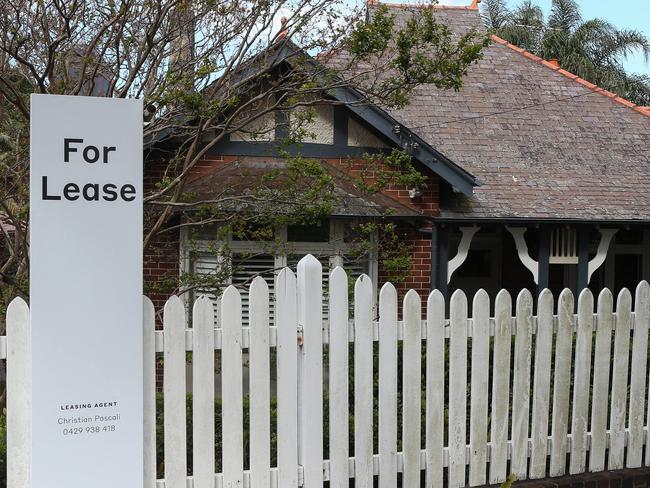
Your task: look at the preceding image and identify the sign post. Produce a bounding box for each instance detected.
[30,94,143,488]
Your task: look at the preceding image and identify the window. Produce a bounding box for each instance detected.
[183,219,377,324]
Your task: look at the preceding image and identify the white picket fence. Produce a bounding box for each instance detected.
[5,254,650,487]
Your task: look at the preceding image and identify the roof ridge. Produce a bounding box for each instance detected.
[367,0,480,11]
[491,34,650,118]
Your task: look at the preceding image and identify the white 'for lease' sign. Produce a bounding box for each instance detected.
[30,94,143,488]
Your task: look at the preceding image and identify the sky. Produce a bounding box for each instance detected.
[439,0,650,75]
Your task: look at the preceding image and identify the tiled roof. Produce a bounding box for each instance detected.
[184,157,422,218]
[371,2,650,222]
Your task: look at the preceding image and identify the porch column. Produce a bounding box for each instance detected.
[430,224,448,297]
[537,225,550,295]
[576,226,590,293]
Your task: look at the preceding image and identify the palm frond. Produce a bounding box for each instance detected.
[548,0,581,33]
[480,0,512,30]
[512,0,545,29]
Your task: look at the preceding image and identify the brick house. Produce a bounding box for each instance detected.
[144,0,650,319]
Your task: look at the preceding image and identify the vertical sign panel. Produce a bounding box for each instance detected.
[30,94,143,488]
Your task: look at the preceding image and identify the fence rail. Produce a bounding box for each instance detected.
[6,254,650,488]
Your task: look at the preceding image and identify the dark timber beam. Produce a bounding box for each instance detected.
[537,225,550,296]
[207,140,389,159]
[332,106,348,147]
[435,225,449,298]
[430,224,439,292]
[577,226,590,294]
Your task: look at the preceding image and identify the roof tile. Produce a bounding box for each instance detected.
[369,4,650,222]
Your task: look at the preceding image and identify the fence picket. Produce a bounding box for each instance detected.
[489,290,512,484]
[569,289,594,474]
[402,290,422,487]
[449,290,468,488]
[426,290,445,488]
[7,297,30,488]
[329,267,349,488]
[354,275,374,488]
[530,289,553,478]
[249,277,271,487]
[550,289,573,477]
[627,281,649,468]
[276,269,299,488]
[511,290,533,479]
[297,255,324,488]
[378,282,398,488]
[642,282,650,468]
[163,296,187,488]
[193,296,215,488]
[221,286,244,487]
[608,288,631,470]
[143,297,156,488]
[589,289,613,472]
[469,289,489,486]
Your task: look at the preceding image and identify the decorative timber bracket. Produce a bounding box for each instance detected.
[587,228,618,283]
[507,226,619,287]
[506,226,539,284]
[447,226,480,284]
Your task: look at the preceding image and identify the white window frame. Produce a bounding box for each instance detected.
[180,218,378,306]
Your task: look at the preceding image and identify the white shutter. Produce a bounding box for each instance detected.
[191,253,220,323]
[191,251,370,324]
[231,254,276,325]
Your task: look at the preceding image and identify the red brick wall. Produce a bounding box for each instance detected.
[143,153,440,320]
[377,221,432,302]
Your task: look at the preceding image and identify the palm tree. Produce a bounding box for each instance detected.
[481,0,650,106]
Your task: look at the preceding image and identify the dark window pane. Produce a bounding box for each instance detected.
[456,249,492,278]
[287,219,330,242]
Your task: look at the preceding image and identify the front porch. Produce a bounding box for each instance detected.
[431,222,650,303]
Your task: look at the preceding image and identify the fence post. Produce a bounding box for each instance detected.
[469,289,489,486]
[378,282,398,488]
[402,290,421,487]
[221,286,244,488]
[297,255,323,488]
[530,289,553,478]
[276,269,299,488]
[354,275,374,488]
[550,289,574,477]
[163,296,187,488]
[511,290,533,479]
[7,297,30,488]
[589,289,613,472]
[329,267,349,488]
[426,290,445,488]
[628,281,649,468]
[489,290,512,485]
[448,290,468,488]
[249,277,271,487]
[193,296,216,488]
[608,289,631,470]
[143,297,156,488]
[570,289,594,474]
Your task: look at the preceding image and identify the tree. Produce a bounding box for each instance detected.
[0,0,487,314]
[481,0,650,105]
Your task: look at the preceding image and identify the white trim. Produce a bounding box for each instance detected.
[587,228,618,284]
[447,226,480,284]
[181,219,378,291]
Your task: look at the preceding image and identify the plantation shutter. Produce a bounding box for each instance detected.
[191,251,370,324]
[231,254,276,325]
[287,255,370,318]
[190,253,220,323]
